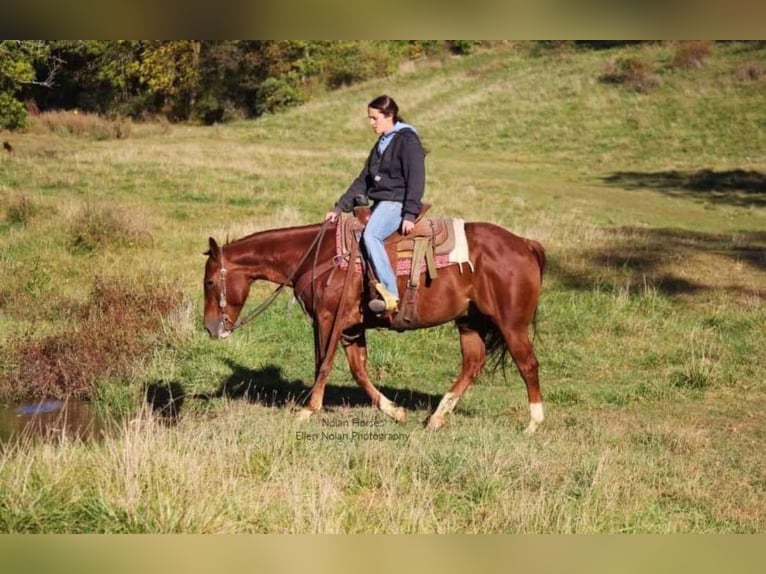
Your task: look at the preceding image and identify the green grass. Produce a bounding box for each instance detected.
[0,41,764,532]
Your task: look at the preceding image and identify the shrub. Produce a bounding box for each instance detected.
[31,110,132,140]
[254,77,305,116]
[447,41,475,55]
[403,41,446,59]
[6,196,39,226]
[529,41,575,56]
[1,276,184,399]
[322,42,397,89]
[735,61,765,82]
[0,92,28,130]
[600,56,660,93]
[69,205,152,253]
[193,94,245,125]
[671,40,713,70]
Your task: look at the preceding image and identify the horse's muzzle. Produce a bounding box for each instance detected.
[205,319,231,340]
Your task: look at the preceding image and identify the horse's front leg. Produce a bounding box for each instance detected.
[342,327,406,423]
[296,317,338,422]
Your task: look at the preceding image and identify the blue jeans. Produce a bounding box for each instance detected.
[363,200,402,299]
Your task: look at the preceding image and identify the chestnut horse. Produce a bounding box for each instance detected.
[203,220,546,433]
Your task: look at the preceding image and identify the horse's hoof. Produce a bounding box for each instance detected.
[523,421,539,435]
[424,414,445,430]
[378,397,406,422]
[296,408,315,423]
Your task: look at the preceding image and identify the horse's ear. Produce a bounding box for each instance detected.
[206,237,221,260]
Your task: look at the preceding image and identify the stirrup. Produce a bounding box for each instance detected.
[370,283,399,313]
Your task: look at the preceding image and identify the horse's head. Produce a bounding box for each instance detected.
[203,237,251,339]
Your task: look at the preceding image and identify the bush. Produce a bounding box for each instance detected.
[600,56,660,93]
[447,41,476,55]
[322,42,397,89]
[671,40,713,70]
[255,77,305,116]
[529,41,575,56]
[193,93,245,125]
[69,205,152,253]
[1,276,183,399]
[735,61,765,82]
[31,110,132,140]
[403,41,445,59]
[0,92,28,130]
[6,196,39,226]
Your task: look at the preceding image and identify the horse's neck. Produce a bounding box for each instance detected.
[225,224,320,285]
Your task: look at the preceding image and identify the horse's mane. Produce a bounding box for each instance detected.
[225,222,323,247]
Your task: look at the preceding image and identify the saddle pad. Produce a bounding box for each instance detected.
[335,215,473,276]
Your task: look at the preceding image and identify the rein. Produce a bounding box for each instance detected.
[217,217,361,395]
[218,220,331,333]
[314,231,360,380]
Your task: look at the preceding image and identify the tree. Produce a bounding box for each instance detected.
[0,40,55,129]
[137,41,201,120]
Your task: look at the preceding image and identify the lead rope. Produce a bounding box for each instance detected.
[314,232,360,380]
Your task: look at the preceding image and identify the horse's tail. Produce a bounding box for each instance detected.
[485,325,509,375]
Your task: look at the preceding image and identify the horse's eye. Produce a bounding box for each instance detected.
[205,279,215,288]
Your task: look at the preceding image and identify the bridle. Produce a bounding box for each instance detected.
[216,264,234,334]
[213,220,332,335]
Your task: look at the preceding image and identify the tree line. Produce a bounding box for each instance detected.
[0,40,478,130]
[2,40,711,131]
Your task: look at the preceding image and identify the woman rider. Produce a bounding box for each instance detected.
[325,95,426,313]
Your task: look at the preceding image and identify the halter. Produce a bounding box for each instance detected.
[217,263,234,334]
[214,220,331,335]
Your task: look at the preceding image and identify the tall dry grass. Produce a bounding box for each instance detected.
[29,110,132,140]
[0,396,763,533]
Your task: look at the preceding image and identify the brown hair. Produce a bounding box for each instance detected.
[368,94,404,124]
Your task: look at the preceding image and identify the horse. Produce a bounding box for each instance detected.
[203,218,546,433]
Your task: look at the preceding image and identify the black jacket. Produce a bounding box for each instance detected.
[334,128,426,222]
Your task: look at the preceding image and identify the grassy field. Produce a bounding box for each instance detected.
[0,41,764,533]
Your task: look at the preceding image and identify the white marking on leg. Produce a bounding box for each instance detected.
[378,395,406,422]
[296,408,314,422]
[524,402,544,435]
[426,392,460,430]
[434,391,460,418]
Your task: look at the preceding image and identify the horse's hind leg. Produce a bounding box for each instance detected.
[503,325,543,435]
[343,328,407,422]
[425,318,487,430]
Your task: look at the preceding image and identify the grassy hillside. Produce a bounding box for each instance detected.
[0,41,764,533]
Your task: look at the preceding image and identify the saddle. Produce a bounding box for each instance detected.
[344,203,455,258]
[337,203,465,329]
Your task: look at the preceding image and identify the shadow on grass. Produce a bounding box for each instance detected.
[602,168,766,208]
[549,226,766,298]
[148,361,444,417]
[145,380,185,424]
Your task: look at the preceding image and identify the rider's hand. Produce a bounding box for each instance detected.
[325,211,338,222]
[401,220,415,235]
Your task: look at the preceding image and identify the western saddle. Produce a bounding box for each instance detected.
[340,203,456,329]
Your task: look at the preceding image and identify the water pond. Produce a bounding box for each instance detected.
[0,398,105,444]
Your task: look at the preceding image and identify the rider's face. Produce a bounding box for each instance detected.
[368,108,395,135]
